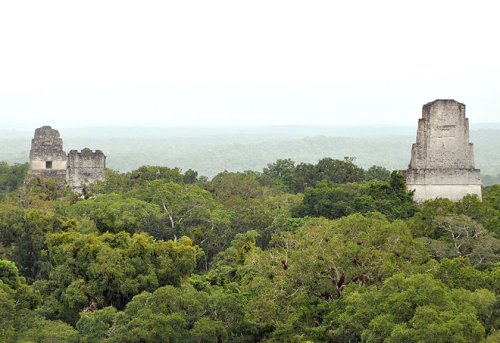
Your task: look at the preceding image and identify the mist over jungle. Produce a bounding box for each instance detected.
[1,125,499,183]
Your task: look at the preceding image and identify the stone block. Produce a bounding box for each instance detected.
[405,100,482,202]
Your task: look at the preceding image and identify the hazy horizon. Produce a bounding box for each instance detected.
[2,125,499,178]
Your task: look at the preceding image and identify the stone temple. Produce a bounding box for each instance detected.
[404,100,482,202]
[29,126,106,192]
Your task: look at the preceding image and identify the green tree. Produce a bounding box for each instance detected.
[209,171,265,200]
[19,175,76,206]
[291,162,316,193]
[34,231,198,324]
[15,315,79,343]
[431,258,500,293]
[261,158,296,192]
[0,281,16,341]
[210,214,428,341]
[77,306,118,343]
[183,168,199,184]
[91,166,185,194]
[409,196,500,267]
[132,180,231,266]
[330,273,495,342]
[410,194,499,239]
[364,165,391,181]
[0,205,65,280]
[315,157,365,184]
[483,184,500,212]
[98,285,252,343]
[426,214,500,267]
[0,259,61,343]
[293,174,416,221]
[287,157,366,193]
[0,162,28,196]
[69,193,163,234]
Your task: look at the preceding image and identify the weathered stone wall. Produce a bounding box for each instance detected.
[405,100,482,202]
[405,168,481,202]
[407,184,482,202]
[67,148,106,192]
[29,126,67,179]
[28,126,106,192]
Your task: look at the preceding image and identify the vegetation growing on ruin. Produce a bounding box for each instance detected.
[0,159,499,342]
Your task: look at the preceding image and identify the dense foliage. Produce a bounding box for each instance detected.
[0,159,498,342]
[0,162,28,196]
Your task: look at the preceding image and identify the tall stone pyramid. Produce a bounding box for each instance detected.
[404,100,482,202]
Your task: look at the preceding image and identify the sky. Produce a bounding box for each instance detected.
[1,0,499,129]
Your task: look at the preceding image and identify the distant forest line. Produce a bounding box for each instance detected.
[1,126,499,183]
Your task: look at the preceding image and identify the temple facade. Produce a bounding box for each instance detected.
[404,100,482,202]
[29,126,106,192]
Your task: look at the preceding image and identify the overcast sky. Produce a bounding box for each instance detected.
[1,0,499,129]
